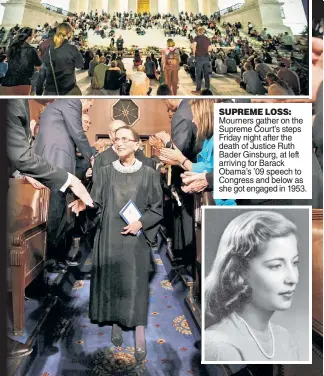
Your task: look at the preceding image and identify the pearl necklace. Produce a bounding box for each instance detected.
[112,159,142,173]
[234,312,275,359]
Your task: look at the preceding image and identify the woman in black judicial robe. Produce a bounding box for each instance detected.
[69,126,163,361]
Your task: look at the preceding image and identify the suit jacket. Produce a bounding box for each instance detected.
[92,146,155,184]
[171,99,200,188]
[7,99,68,190]
[76,147,97,181]
[313,81,323,170]
[171,99,198,159]
[34,99,93,175]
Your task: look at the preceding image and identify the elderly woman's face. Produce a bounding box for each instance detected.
[245,234,299,312]
[114,128,138,158]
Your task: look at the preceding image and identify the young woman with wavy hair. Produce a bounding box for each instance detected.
[42,22,84,95]
[1,27,41,95]
[204,211,300,361]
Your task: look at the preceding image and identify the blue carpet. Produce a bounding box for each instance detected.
[26,251,208,376]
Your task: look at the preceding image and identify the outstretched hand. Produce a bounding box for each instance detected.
[155,131,171,145]
[69,174,94,207]
[25,175,46,190]
[68,199,87,216]
[160,143,184,163]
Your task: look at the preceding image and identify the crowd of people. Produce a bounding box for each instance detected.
[0,8,308,95]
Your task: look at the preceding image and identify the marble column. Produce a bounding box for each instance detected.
[209,0,219,13]
[128,0,137,12]
[185,0,199,14]
[88,0,100,12]
[78,0,89,12]
[1,0,26,26]
[257,0,292,35]
[201,1,210,15]
[236,0,292,35]
[69,0,79,13]
[168,0,179,15]
[150,0,158,14]
[108,0,119,14]
[2,0,65,27]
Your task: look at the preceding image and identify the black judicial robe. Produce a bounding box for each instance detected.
[92,146,155,184]
[89,160,163,328]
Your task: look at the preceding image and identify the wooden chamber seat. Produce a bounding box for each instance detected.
[7,179,50,336]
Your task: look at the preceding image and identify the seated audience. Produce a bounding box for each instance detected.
[157,84,172,95]
[88,55,100,77]
[225,53,237,73]
[255,58,272,81]
[241,62,266,95]
[266,72,295,95]
[92,56,108,89]
[215,55,227,74]
[133,49,143,67]
[129,65,151,95]
[277,62,300,95]
[104,61,122,91]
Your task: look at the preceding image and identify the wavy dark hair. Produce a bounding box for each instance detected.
[204,211,297,323]
[8,27,33,60]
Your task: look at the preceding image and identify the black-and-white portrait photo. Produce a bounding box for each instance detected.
[202,207,311,364]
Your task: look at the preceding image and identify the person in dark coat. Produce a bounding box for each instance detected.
[33,99,94,271]
[42,23,84,95]
[157,99,200,274]
[5,99,93,359]
[313,82,323,171]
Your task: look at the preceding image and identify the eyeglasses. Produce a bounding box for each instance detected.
[114,137,136,144]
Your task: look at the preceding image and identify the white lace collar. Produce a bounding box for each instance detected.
[112,158,142,173]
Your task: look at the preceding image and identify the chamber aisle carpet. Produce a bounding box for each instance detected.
[26,251,208,376]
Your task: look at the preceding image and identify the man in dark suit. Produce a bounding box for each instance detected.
[33,99,94,272]
[7,99,93,204]
[92,120,155,184]
[312,81,323,208]
[6,99,93,358]
[313,82,323,170]
[158,99,199,272]
[34,99,93,176]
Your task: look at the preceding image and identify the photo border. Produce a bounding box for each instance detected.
[201,205,313,365]
[0,0,311,100]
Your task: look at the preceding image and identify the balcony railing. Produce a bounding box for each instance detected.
[213,2,244,17]
[42,3,73,17]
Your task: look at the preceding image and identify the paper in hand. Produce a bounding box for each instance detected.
[119,199,142,236]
